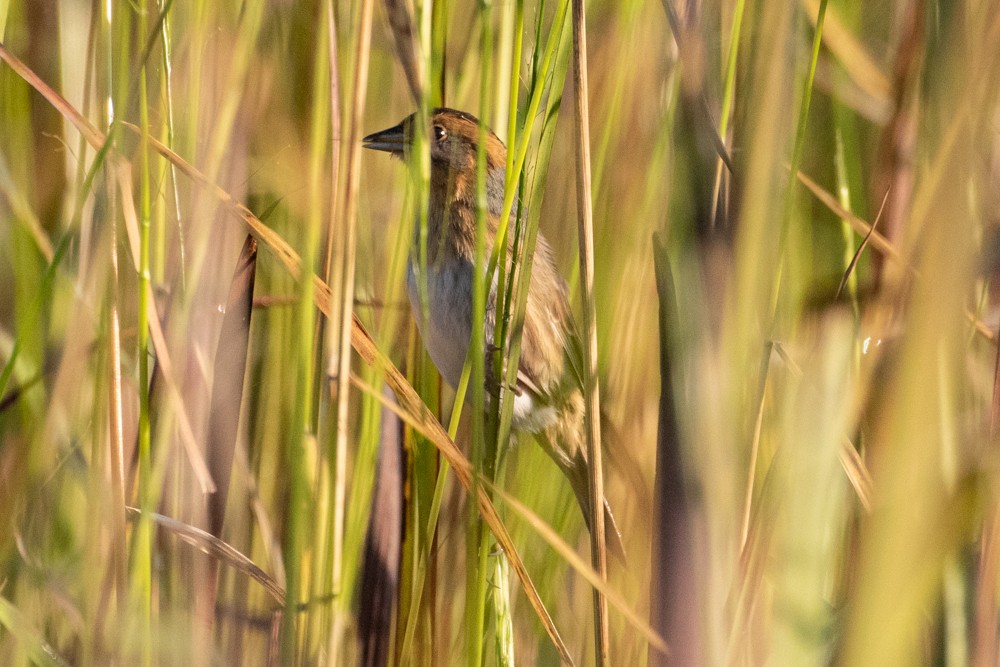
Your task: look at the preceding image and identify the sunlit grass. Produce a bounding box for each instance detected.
[1,0,999,664]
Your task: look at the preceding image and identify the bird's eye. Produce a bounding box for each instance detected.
[433,125,447,142]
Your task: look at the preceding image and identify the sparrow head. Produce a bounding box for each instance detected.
[363,107,507,175]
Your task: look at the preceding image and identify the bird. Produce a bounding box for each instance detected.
[363,107,623,558]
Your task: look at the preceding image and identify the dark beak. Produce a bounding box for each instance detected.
[362,122,407,154]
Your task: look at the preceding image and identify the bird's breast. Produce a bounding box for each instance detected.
[405,249,564,437]
[406,257,479,390]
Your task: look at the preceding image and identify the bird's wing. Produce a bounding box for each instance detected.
[513,306,586,410]
[561,312,586,393]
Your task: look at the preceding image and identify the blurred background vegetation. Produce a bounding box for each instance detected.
[1,0,999,664]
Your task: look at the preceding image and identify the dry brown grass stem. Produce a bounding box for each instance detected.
[124,507,285,605]
[570,0,610,661]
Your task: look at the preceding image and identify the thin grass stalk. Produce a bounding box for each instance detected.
[738,343,773,551]
[414,346,446,660]
[106,225,129,641]
[156,0,184,287]
[70,0,103,291]
[302,4,334,658]
[527,0,544,108]
[382,0,423,103]
[2,24,63,453]
[120,507,284,604]
[481,4,517,661]
[431,0,447,105]
[407,0,439,655]
[465,4,496,661]
[503,0,522,166]
[421,0,437,107]
[490,0,525,455]
[492,550,515,667]
[396,338,427,666]
[497,41,572,663]
[833,136,857,310]
[282,318,311,662]
[397,48,435,667]
[85,358,112,665]
[34,233,111,666]
[318,0,342,347]
[832,111,863,317]
[570,0,609,660]
[719,0,745,140]
[493,0,515,138]
[101,0,148,660]
[313,0,343,656]
[330,0,375,658]
[398,2,434,404]
[709,0,745,224]
[283,177,320,663]
[136,0,155,584]
[935,344,965,665]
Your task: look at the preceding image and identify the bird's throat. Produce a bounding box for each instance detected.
[419,163,508,264]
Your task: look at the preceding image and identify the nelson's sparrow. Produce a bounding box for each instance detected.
[363,107,623,557]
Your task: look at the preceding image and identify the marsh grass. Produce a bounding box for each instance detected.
[1,0,1000,665]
